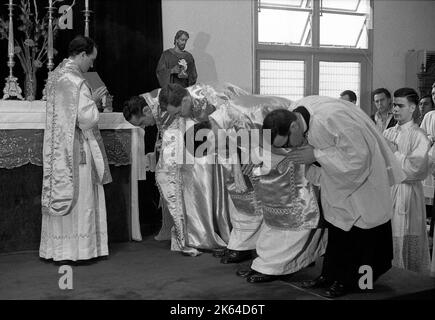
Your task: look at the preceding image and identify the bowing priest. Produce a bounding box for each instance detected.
[283,96,405,298]
[236,109,327,283]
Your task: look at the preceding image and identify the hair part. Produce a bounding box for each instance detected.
[394,87,420,106]
[263,109,298,143]
[68,35,96,57]
[123,96,147,121]
[394,87,420,121]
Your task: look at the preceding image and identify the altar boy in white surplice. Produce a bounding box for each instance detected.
[40,36,112,262]
[383,88,431,275]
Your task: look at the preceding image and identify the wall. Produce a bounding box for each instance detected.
[161,0,254,92]
[162,0,435,96]
[373,0,435,92]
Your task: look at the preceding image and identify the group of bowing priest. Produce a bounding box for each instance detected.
[122,81,407,298]
[39,35,434,299]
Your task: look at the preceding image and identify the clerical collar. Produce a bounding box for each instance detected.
[397,120,414,130]
[293,106,310,134]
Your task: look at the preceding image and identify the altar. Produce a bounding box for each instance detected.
[0,100,146,253]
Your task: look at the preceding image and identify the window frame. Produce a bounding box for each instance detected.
[253,0,374,114]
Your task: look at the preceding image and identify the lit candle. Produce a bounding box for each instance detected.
[49,0,52,7]
[9,0,13,6]
[85,0,89,11]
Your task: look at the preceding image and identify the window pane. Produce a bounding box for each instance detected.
[259,9,312,46]
[260,0,311,8]
[319,61,360,103]
[260,60,305,101]
[320,13,368,48]
[322,0,369,13]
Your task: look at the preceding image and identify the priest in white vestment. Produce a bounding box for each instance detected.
[123,83,244,256]
[236,109,326,283]
[40,36,112,262]
[384,88,431,275]
[207,94,293,264]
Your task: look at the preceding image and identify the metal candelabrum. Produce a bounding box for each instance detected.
[42,3,55,101]
[83,9,92,37]
[2,1,23,100]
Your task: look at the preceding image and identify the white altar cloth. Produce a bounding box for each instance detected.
[0,100,146,241]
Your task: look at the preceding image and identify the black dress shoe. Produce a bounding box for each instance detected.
[247,272,280,283]
[220,250,252,264]
[322,281,348,298]
[300,275,331,289]
[53,260,74,266]
[212,248,227,258]
[236,268,256,278]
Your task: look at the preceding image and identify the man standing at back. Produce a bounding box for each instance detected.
[371,88,397,132]
[156,30,198,88]
[40,35,112,263]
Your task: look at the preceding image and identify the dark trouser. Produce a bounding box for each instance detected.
[321,221,393,289]
[429,205,435,238]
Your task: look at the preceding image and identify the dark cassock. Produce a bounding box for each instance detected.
[156,48,197,88]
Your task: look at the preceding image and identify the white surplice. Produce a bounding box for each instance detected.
[297,96,404,231]
[419,111,435,276]
[40,84,108,261]
[384,121,431,275]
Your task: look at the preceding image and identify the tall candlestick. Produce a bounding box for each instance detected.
[47,0,54,70]
[42,0,55,100]
[83,0,91,38]
[3,0,24,100]
[7,0,13,57]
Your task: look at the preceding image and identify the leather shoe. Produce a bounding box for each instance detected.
[212,248,227,258]
[236,268,256,278]
[220,250,252,264]
[299,275,331,289]
[247,272,280,283]
[322,281,348,298]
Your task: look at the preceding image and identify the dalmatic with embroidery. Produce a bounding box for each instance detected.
[250,147,327,275]
[252,147,320,230]
[146,84,239,255]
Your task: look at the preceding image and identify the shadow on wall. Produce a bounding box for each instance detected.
[191,32,218,84]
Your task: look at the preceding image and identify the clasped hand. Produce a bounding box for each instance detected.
[386,140,398,153]
[171,65,182,74]
[92,86,108,103]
